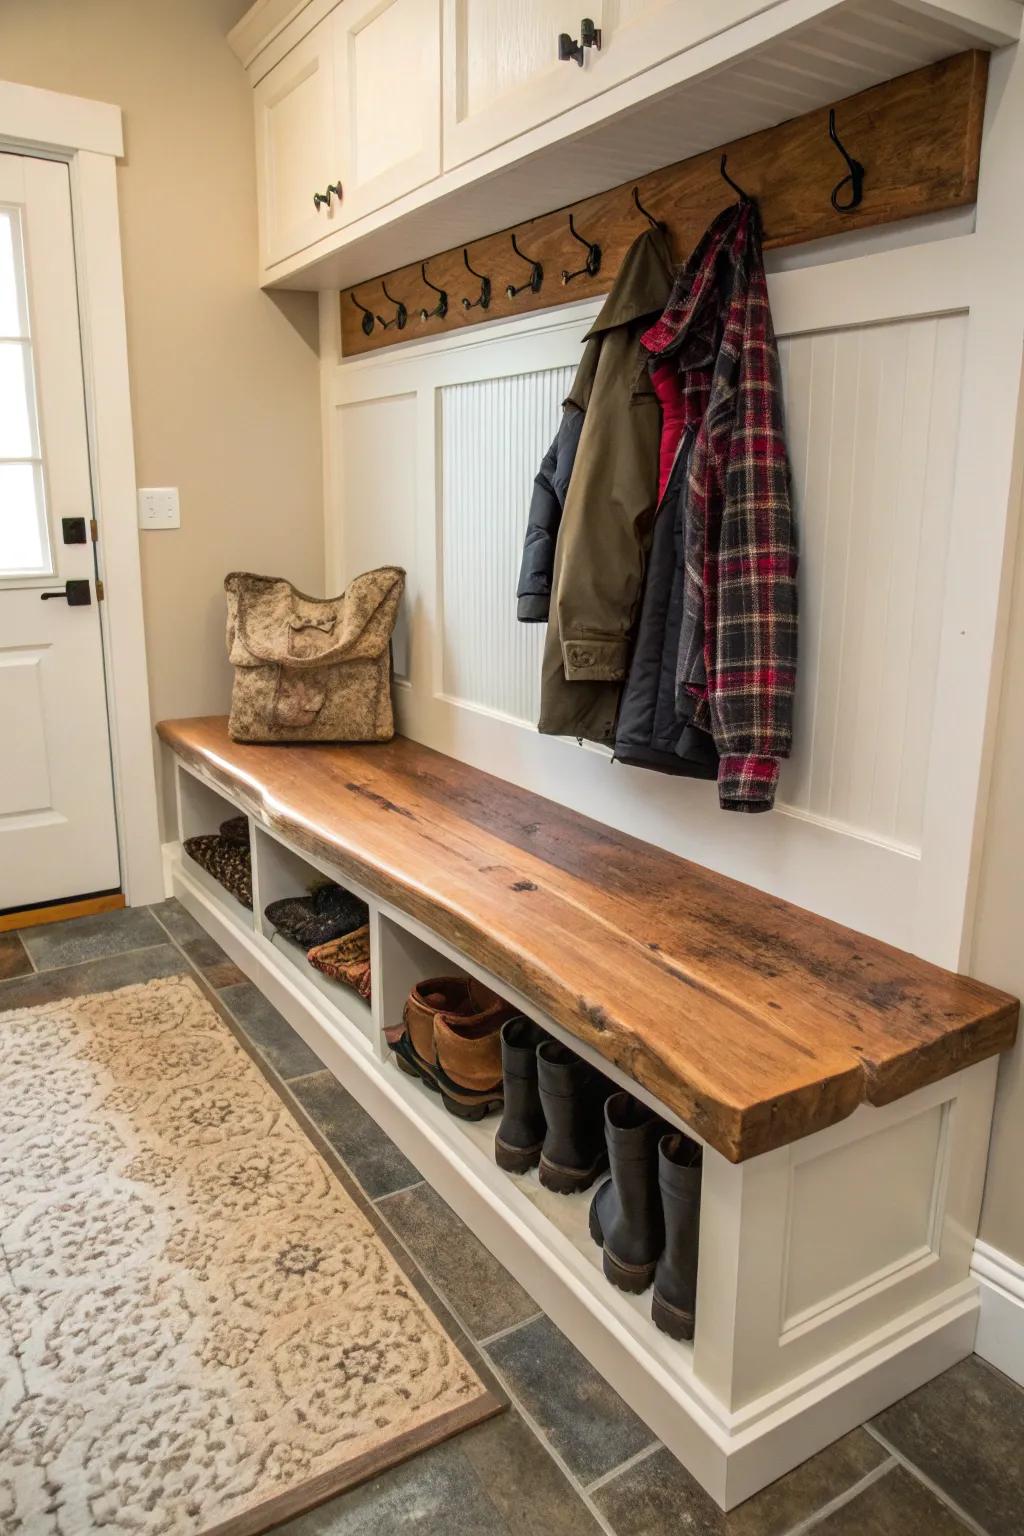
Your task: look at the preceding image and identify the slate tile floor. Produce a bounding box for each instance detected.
[2,900,1023,1536]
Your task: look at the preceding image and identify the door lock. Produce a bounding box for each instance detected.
[40,579,92,606]
[61,516,88,545]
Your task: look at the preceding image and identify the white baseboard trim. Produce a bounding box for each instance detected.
[972,1239,1024,1387]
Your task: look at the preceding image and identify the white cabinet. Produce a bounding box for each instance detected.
[441,0,605,170]
[334,0,442,227]
[253,17,342,270]
[441,0,812,172]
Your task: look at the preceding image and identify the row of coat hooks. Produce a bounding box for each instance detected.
[349,108,865,337]
[338,52,985,355]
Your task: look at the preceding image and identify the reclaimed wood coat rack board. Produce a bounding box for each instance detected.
[339,50,987,358]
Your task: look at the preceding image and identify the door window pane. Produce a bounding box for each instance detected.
[0,209,28,337]
[0,205,51,578]
[0,342,36,457]
[0,462,48,574]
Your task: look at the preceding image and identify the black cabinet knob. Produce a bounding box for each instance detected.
[313,182,343,211]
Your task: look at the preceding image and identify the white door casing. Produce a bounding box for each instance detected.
[0,152,119,909]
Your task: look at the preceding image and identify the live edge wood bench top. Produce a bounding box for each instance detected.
[158,717,1019,1164]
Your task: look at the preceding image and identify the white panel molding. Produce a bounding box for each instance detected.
[972,1239,1024,1388]
[324,197,1018,955]
[917,44,1024,968]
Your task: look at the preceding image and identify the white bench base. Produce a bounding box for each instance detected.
[165,754,996,1510]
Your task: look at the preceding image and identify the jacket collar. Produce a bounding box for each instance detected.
[641,200,753,367]
[581,226,676,339]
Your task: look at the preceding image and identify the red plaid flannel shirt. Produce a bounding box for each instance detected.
[642,202,798,812]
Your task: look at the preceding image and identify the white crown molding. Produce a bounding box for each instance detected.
[972,1239,1024,1388]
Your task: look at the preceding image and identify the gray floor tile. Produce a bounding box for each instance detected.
[810,1463,973,1534]
[871,1356,1024,1536]
[18,906,165,971]
[0,944,187,1011]
[486,1314,655,1486]
[592,1430,887,1535]
[149,898,245,988]
[219,981,326,1079]
[276,1431,516,1535]
[459,1410,604,1535]
[380,1182,537,1341]
[288,1071,421,1199]
[0,933,32,981]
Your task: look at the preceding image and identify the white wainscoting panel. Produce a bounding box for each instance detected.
[334,391,417,679]
[777,313,966,852]
[440,365,573,721]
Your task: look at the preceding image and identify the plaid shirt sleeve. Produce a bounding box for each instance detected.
[704,243,798,813]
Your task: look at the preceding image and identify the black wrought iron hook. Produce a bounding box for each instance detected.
[418,261,448,322]
[376,280,407,331]
[461,248,492,312]
[351,289,376,337]
[560,213,601,286]
[506,233,544,300]
[828,108,865,213]
[719,154,753,204]
[632,186,662,230]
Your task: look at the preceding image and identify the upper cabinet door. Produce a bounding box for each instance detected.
[254,19,343,270]
[334,0,442,227]
[443,0,777,173]
[443,1,605,170]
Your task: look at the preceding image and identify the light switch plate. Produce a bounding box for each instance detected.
[138,486,180,530]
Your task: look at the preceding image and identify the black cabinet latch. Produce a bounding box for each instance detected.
[558,18,601,65]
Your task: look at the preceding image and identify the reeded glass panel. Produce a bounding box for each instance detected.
[0,209,27,337]
[0,206,50,578]
[0,342,35,457]
[0,463,47,573]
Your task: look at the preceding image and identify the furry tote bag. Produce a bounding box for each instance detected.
[225,567,405,743]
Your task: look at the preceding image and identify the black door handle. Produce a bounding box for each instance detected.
[40,579,91,606]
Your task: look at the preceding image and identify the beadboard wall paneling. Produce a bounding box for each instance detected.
[334,391,416,679]
[776,313,966,851]
[326,231,996,956]
[440,366,573,722]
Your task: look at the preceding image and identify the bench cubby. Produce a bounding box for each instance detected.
[158,718,1018,1510]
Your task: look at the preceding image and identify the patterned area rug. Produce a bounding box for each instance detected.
[0,976,501,1535]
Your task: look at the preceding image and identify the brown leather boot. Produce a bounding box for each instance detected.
[434,1000,516,1119]
[390,976,497,1092]
[588,1093,667,1292]
[651,1132,703,1341]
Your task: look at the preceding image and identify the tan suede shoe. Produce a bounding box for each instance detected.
[434,996,518,1120]
[390,976,504,1096]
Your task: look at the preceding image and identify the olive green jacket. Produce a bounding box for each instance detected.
[537,226,675,745]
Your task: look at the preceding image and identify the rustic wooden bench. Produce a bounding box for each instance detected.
[157,714,1018,1510]
[157,715,1016,1162]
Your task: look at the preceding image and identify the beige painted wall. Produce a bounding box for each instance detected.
[973,518,1024,1264]
[0,0,323,829]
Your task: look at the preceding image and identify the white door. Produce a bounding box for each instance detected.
[254,16,342,270]
[0,153,119,911]
[334,0,441,226]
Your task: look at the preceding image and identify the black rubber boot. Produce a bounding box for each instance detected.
[536,1041,610,1194]
[651,1132,703,1341]
[588,1093,666,1293]
[495,1017,549,1173]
